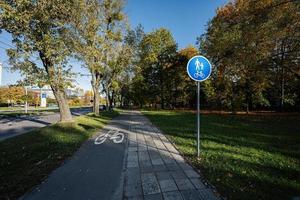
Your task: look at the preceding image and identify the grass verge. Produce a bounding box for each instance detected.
[142,110,300,200]
[0,110,119,200]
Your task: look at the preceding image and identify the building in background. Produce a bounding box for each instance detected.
[65,87,85,99]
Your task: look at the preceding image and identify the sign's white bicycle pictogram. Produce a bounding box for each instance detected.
[194,71,205,78]
[94,129,124,144]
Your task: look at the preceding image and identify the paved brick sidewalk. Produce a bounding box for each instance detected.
[123,111,220,200]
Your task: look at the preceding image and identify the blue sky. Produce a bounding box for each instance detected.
[0,0,228,90]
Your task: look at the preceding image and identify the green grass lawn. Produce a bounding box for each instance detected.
[142,110,300,200]
[0,111,118,200]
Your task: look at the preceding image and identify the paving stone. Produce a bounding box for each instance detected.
[164,143,179,154]
[129,143,138,147]
[166,163,181,171]
[149,150,161,159]
[159,179,178,192]
[127,161,139,168]
[178,163,193,170]
[156,171,171,180]
[141,173,161,195]
[129,137,137,143]
[146,139,156,148]
[153,164,167,172]
[172,153,185,163]
[126,169,140,185]
[197,189,220,200]
[128,147,137,152]
[140,166,154,173]
[128,151,138,158]
[137,134,145,143]
[184,170,200,178]
[126,195,143,200]
[144,193,163,200]
[151,158,165,166]
[127,156,138,163]
[123,111,219,200]
[125,183,143,197]
[128,150,138,156]
[163,191,183,200]
[129,134,137,139]
[128,134,137,141]
[140,160,152,167]
[159,136,169,143]
[160,150,171,156]
[190,178,206,190]
[139,151,150,161]
[153,139,167,150]
[170,171,187,180]
[126,177,142,186]
[138,145,148,151]
[126,167,139,174]
[163,158,177,165]
[180,189,202,200]
[174,179,195,191]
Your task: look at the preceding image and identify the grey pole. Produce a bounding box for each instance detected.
[197,82,200,157]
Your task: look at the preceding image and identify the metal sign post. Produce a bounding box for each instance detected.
[197,82,200,157]
[187,55,212,157]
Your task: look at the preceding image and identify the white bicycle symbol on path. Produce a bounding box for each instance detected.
[94,129,124,144]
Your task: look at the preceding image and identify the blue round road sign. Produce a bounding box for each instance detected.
[187,55,212,82]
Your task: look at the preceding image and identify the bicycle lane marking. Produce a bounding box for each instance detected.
[94,129,125,145]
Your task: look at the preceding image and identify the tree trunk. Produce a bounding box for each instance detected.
[91,71,101,116]
[51,86,73,122]
[105,87,110,110]
[112,90,115,108]
[92,84,100,115]
[280,67,285,111]
[161,85,164,109]
[120,95,124,108]
[108,91,114,110]
[38,50,72,122]
[279,46,285,111]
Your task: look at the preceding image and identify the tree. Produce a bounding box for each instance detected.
[0,0,82,121]
[0,86,24,106]
[175,46,200,108]
[122,25,145,107]
[71,0,102,115]
[101,42,132,109]
[137,28,177,109]
[72,0,126,114]
[99,0,127,110]
[198,0,300,111]
[83,90,93,105]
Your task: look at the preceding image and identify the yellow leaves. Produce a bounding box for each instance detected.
[217,2,235,19]
[178,45,199,60]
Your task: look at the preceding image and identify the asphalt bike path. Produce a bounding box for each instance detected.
[20,111,130,200]
[20,110,220,200]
